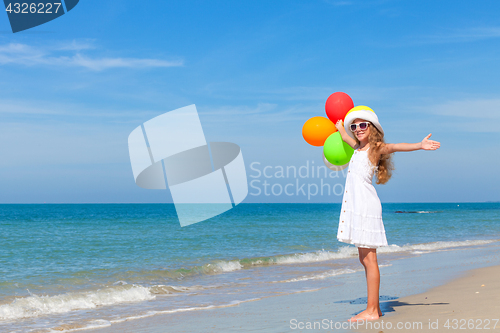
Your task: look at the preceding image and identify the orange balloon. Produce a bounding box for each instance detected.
[302,116,337,146]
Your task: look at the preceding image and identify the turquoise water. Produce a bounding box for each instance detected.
[0,203,499,332]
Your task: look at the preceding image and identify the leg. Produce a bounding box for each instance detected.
[357,250,382,316]
[349,247,381,321]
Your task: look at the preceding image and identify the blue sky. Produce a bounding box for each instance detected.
[0,0,499,203]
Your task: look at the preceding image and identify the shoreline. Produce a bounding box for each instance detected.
[355,265,500,332]
[82,242,500,333]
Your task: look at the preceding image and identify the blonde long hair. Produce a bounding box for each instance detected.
[370,125,394,184]
[355,123,394,184]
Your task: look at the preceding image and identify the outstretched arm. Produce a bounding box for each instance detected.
[335,120,357,149]
[379,134,441,154]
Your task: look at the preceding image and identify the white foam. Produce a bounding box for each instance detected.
[113,281,128,286]
[152,297,261,315]
[273,247,358,264]
[113,298,263,324]
[378,239,496,254]
[267,240,497,266]
[210,260,243,272]
[55,319,112,332]
[276,268,359,283]
[44,300,263,333]
[0,285,154,320]
[175,240,498,278]
[149,284,215,295]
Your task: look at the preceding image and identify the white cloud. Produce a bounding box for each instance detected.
[56,40,97,51]
[0,99,62,115]
[0,98,160,123]
[426,98,500,133]
[429,99,500,119]
[202,103,278,117]
[415,27,500,45]
[198,103,316,124]
[67,54,182,71]
[0,42,183,71]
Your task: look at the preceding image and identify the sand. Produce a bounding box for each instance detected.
[355,265,500,332]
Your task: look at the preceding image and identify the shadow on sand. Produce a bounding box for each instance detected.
[335,296,449,317]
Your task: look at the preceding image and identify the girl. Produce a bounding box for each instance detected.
[334,108,440,322]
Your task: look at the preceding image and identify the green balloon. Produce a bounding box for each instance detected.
[323,132,354,166]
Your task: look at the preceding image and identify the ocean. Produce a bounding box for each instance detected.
[0,203,499,332]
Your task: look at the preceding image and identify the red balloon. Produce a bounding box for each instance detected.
[325,92,354,124]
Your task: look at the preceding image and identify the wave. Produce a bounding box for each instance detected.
[0,285,154,321]
[73,240,497,285]
[45,299,264,332]
[0,281,249,321]
[377,239,496,254]
[207,260,243,272]
[59,299,263,332]
[239,239,497,267]
[131,239,499,283]
[275,268,359,283]
[63,239,500,284]
[271,247,358,264]
[122,250,361,282]
[275,264,393,283]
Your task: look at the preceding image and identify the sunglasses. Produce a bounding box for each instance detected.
[350,122,370,132]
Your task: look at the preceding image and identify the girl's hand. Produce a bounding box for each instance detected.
[421,134,440,150]
[335,119,357,148]
[335,119,344,132]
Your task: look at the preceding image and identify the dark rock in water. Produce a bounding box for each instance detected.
[394,210,442,214]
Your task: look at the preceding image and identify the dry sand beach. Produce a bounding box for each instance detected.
[355,265,500,332]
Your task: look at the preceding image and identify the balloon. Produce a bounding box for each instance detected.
[325,92,354,124]
[302,116,337,146]
[322,152,349,171]
[323,132,354,165]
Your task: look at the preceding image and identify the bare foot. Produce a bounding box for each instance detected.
[348,309,380,322]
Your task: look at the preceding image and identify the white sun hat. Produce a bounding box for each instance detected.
[343,105,384,141]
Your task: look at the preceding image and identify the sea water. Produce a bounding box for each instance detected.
[0,203,498,332]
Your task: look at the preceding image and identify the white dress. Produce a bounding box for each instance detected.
[337,147,388,248]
